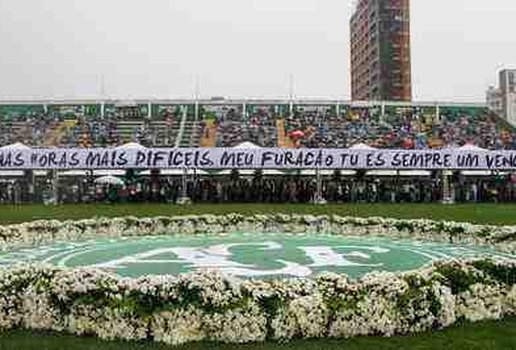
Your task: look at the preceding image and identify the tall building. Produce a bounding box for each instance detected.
[486,86,503,116]
[350,0,412,102]
[487,69,516,125]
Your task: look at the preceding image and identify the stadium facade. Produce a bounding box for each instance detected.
[0,97,484,119]
[350,0,412,102]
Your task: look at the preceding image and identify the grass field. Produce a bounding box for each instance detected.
[1,318,515,350]
[0,203,515,349]
[1,203,516,225]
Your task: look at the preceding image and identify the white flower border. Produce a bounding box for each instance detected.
[0,214,514,345]
[0,214,515,253]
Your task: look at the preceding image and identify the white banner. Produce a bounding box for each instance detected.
[0,147,516,170]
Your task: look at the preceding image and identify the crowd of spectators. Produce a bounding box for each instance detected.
[61,116,121,148]
[285,106,516,150]
[0,113,60,147]
[52,109,181,148]
[0,121,11,146]
[215,106,278,147]
[1,104,516,150]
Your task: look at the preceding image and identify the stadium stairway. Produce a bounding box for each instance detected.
[277,119,294,148]
[199,119,217,147]
[174,110,187,147]
[172,108,201,147]
[117,120,144,143]
[149,120,179,147]
[178,120,202,147]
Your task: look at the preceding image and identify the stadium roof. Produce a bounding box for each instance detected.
[0,97,486,108]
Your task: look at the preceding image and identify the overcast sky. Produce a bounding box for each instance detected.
[0,0,514,102]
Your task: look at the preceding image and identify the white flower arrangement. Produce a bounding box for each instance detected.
[456,283,505,322]
[0,214,515,254]
[151,307,205,345]
[0,214,514,345]
[0,259,512,345]
[271,294,328,340]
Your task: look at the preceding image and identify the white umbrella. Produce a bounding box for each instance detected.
[233,142,261,149]
[139,169,209,176]
[349,143,376,150]
[0,170,24,177]
[300,169,356,176]
[461,170,493,176]
[263,169,287,176]
[94,170,126,176]
[59,170,89,177]
[116,142,146,150]
[95,175,124,185]
[398,170,432,177]
[213,169,286,176]
[0,142,31,150]
[458,144,487,152]
[366,170,398,176]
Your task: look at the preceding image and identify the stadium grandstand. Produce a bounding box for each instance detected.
[1,98,516,206]
[0,98,514,150]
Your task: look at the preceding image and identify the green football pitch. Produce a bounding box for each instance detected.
[1,203,516,225]
[0,203,515,350]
